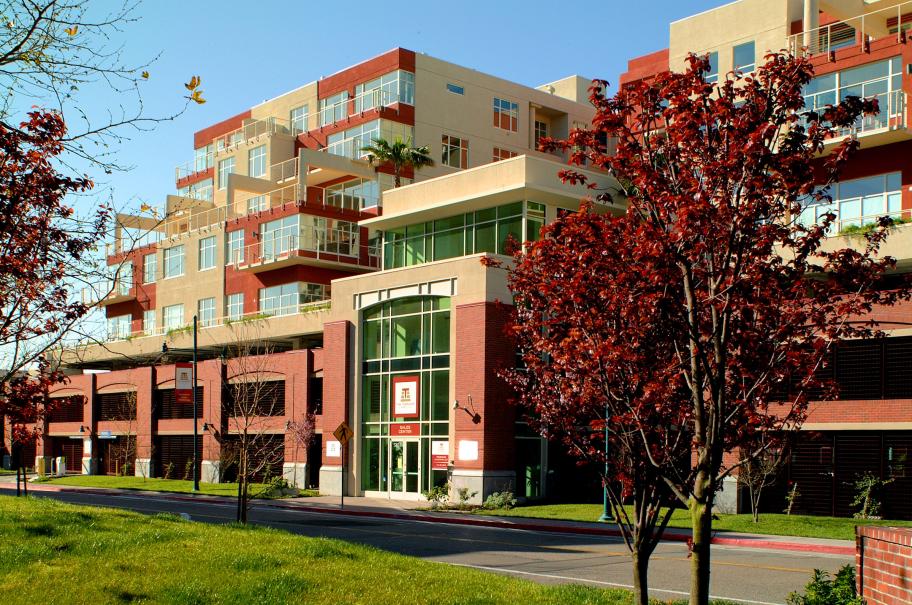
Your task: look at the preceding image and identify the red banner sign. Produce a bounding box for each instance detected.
[431,440,449,470]
[392,375,420,418]
[390,423,420,437]
[175,362,193,404]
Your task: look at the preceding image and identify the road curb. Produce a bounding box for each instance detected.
[12,483,856,556]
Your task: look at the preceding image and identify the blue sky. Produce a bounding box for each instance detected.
[74,0,723,213]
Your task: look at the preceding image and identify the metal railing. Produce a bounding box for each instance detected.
[178,184,213,202]
[841,89,907,137]
[236,225,364,268]
[102,298,332,343]
[832,208,910,235]
[320,134,375,160]
[162,205,228,237]
[788,1,911,56]
[320,89,399,126]
[213,116,302,153]
[175,152,215,181]
[271,157,298,183]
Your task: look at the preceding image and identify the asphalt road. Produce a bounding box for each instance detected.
[1,486,851,605]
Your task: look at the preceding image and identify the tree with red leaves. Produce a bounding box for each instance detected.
[0,110,108,489]
[502,52,910,605]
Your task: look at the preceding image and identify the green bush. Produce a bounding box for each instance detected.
[786,565,863,605]
[483,491,517,510]
[423,483,450,510]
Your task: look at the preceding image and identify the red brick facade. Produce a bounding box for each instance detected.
[857,526,912,605]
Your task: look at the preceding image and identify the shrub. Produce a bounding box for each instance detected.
[423,483,450,510]
[786,565,863,605]
[852,472,893,520]
[482,491,517,510]
[455,486,477,510]
[163,461,174,480]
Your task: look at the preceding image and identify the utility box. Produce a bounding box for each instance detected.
[54,457,66,477]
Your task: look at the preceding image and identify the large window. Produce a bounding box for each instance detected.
[218,157,234,190]
[198,297,216,327]
[320,91,349,126]
[290,105,308,133]
[143,253,157,284]
[226,293,244,321]
[325,178,380,210]
[355,70,415,112]
[493,97,519,131]
[162,304,184,331]
[143,309,156,335]
[799,172,902,234]
[116,262,132,296]
[163,245,184,279]
[706,51,719,83]
[177,178,213,202]
[261,215,299,258]
[259,282,327,317]
[248,145,267,179]
[361,296,451,494]
[534,120,548,146]
[324,120,412,160]
[107,314,131,340]
[733,41,755,73]
[194,144,213,172]
[493,147,517,162]
[442,134,468,169]
[198,236,216,270]
[383,201,544,269]
[803,57,902,133]
[227,230,244,265]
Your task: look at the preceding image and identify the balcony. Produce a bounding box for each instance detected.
[823,89,909,149]
[232,225,378,273]
[788,1,911,57]
[319,87,408,128]
[175,152,214,182]
[81,279,135,307]
[213,116,301,153]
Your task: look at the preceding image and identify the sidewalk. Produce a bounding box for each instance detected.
[10,482,856,556]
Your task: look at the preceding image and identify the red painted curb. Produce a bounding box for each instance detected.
[6,483,855,556]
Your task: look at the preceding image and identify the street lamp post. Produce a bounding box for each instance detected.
[599,403,613,522]
[192,314,200,493]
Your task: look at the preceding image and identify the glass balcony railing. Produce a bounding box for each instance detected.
[788,1,912,57]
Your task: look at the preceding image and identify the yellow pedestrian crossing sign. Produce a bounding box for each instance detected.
[333,421,353,446]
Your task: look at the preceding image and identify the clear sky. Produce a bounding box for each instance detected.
[79,0,724,213]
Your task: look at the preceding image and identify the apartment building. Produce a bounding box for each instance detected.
[5,48,614,503]
[621,0,912,519]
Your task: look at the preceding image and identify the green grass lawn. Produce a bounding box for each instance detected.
[476,503,912,541]
[0,469,18,476]
[39,475,318,499]
[0,495,709,605]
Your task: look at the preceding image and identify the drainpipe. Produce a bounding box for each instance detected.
[804,0,820,53]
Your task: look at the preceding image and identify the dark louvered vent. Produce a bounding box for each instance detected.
[224,380,285,417]
[836,340,882,400]
[155,435,201,479]
[47,396,85,423]
[885,338,912,399]
[154,388,203,420]
[97,392,137,421]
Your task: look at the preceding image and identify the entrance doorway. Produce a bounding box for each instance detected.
[389,439,421,499]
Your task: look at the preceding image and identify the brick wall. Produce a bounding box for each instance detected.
[857,526,912,604]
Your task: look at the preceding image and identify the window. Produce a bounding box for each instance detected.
[248,144,267,178]
[355,70,415,112]
[534,120,548,147]
[383,201,543,269]
[218,157,234,190]
[162,304,184,331]
[198,297,216,327]
[290,105,308,133]
[227,230,244,265]
[446,83,464,95]
[803,57,902,134]
[177,178,213,202]
[442,134,468,169]
[733,41,755,73]
[194,144,213,172]
[198,236,216,270]
[226,293,244,321]
[143,309,156,335]
[320,91,349,126]
[107,314,131,340]
[799,172,902,234]
[117,262,132,296]
[246,194,267,214]
[163,245,184,279]
[706,51,719,83]
[493,147,517,162]
[142,253,157,284]
[261,215,299,258]
[325,178,380,210]
[260,283,302,317]
[493,97,519,131]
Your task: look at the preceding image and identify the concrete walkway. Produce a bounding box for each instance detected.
[12,481,856,556]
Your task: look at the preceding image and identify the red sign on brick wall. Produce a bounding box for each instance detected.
[390,423,420,437]
[392,375,420,418]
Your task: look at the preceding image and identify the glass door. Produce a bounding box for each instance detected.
[389,439,421,498]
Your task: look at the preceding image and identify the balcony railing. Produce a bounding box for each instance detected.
[103,298,332,343]
[270,157,298,183]
[175,153,214,181]
[319,89,399,127]
[788,1,912,57]
[233,225,370,269]
[163,205,228,237]
[213,116,302,153]
[840,89,907,137]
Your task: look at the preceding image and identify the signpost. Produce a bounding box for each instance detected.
[174,363,193,404]
[333,421,353,510]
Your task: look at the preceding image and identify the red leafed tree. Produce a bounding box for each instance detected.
[503,51,910,605]
[0,110,107,488]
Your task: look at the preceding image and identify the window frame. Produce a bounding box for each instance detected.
[198,236,216,271]
[163,245,185,279]
[493,97,519,132]
[248,144,267,179]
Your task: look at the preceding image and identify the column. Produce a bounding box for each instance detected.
[132,366,154,478]
[319,321,351,496]
[283,351,312,488]
[201,358,224,483]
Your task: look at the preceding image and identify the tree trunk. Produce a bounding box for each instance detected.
[16,465,21,497]
[23,465,27,496]
[689,497,713,605]
[235,476,242,522]
[394,170,401,188]
[632,550,651,605]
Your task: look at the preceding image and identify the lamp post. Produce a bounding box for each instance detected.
[192,314,200,492]
[598,403,613,523]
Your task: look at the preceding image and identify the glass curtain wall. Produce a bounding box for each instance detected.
[361,297,451,494]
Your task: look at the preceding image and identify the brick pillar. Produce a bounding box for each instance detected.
[320,321,351,495]
[82,374,97,474]
[283,350,311,488]
[133,366,154,477]
[452,301,516,504]
[201,358,223,483]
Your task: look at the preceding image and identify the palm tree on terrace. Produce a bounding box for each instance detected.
[361,136,434,187]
